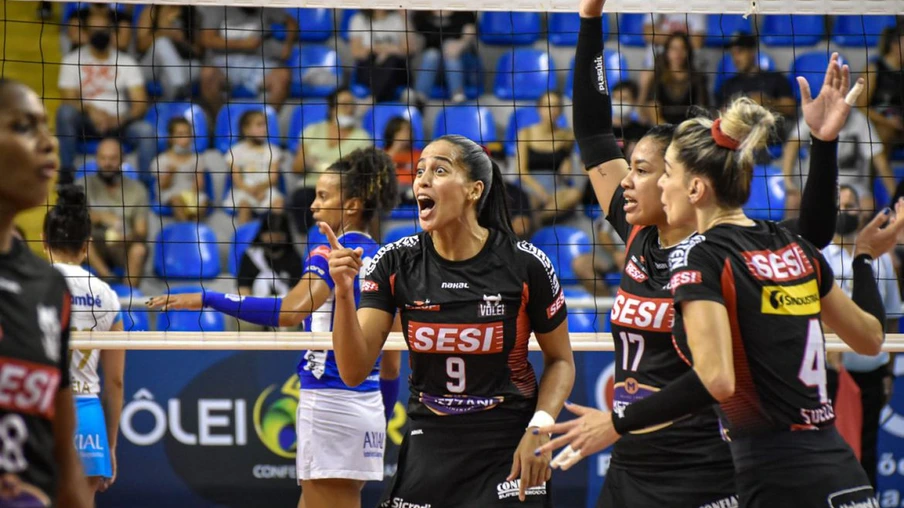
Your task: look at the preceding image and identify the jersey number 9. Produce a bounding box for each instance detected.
[446,357,466,393]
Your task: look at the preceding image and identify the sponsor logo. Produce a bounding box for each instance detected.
[609,290,673,332]
[253,375,299,459]
[386,498,432,508]
[410,429,423,436]
[699,496,740,508]
[800,402,835,425]
[419,393,504,415]
[406,299,440,312]
[302,350,327,380]
[667,234,705,270]
[408,321,504,354]
[0,278,21,294]
[308,245,331,259]
[37,305,61,363]
[366,236,418,277]
[669,270,702,294]
[592,53,607,94]
[497,479,547,500]
[827,487,879,508]
[625,260,647,283]
[479,294,505,317]
[547,290,566,319]
[74,432,106,458]
[441,282,469,289]
[0,357,61,418]
[363,431,385,458]
[761,280,820,316]
[361,280,380,293]
[71,294,103,307]
[517,241,561,297]
[742,243,814,282]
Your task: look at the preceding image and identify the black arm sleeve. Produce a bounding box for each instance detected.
[611,368,717,434]
[852,253,886,329]
[573,17,624,170]
[780,138,839,249]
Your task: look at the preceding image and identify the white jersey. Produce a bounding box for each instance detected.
[53,263,122,396]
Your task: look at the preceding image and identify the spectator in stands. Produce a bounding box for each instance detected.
[782,107,894,216]
[154,118,209,222]
[411,11,477,104]
[66,4,132,53]
[384,116,422,205]
[136,5,201,101]
[639,32,710,126]
[349,10,418,103]
[643,13,706,55]
[290,88,372,233]
[859,25,904,156]
[505,182,535,240]
[198,7,296,115]
[823,184,899,489]
[573,219,626,296]
[226,110,284,225]
[718,34,796,120]
[57,6,156,186]
[79,138,149,287]
[513,91,583,224]
[610,80,650,156]
[237,212,302,305]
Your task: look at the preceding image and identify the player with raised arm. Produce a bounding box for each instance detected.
[322,134,575,507]
[148,148,401,508]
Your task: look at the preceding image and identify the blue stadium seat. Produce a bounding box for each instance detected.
[386,205,419,221]
[478,12,541,46]
[228,221,262,276]
[744,165,785,221]
[713,52,776,96]
[568,310,600,333]
[213,103,280,153]
[383,223,421,245]
[790,52,843,100]
[433,105,497,144]
[761,15,826,47]
[287,8,334,42]
[75,160,140,181]
[831,15,897,48]
[361,103,426,149]
[153,223,221,280]
[62,2,128,23]
[145,102,210,153]
[564,50,629,99]
[616,13,650,47]
[530,226,593,285]
[157,286,225,332]
[110,285,150,331]
[494,49,554,101]
[285,102,330,153]
[548,13,610,46]
[288,45,341,98]
[705,15,753,47]
[428,53,484,101]
[338,9,358,41]
[150,171,215,217]
[504,108,568,157]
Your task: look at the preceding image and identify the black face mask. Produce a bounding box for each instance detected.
[89,30,112,51]
[835,212,860,236]
[97,170,120,185]
[264,243,289,258]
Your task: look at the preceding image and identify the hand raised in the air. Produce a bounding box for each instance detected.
[799,52,865,142]
[855,198,904,260]
[579,0,606,18]
[146,293,203,311]
[320,222,364,295]
[534,402,620,471]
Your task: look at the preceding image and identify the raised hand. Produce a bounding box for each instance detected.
[798,52,865,142]
[579,0,606,18]
[320,222,363,295]
[145,293,203,311]
[855,198,904,259]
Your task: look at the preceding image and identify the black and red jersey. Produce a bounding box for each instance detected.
[606,187,732,471]
[0,239,71,505]
[359,229,568,424]
[669,220,836,440]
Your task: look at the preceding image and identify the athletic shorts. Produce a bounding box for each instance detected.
[74,396,112,478]
[730,426,876,508]
[380,417,552,508]
[597,466,737,508]
[295,388,385,482]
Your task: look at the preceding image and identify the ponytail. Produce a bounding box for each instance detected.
[477,160,516,237]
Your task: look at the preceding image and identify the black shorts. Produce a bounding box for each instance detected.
[730,426,875,508]
[597,465,737,508]
[379,417,551,508]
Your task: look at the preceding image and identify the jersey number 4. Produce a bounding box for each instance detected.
[798,319,829,404]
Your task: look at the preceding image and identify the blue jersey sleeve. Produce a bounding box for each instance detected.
[303,245,335,290]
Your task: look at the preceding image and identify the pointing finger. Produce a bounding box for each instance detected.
[319,222,343,250]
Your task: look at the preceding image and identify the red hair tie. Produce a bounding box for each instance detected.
[480,144,491,157]
[711,118,741,150]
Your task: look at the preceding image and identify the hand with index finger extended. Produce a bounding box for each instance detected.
[319,222,364,295]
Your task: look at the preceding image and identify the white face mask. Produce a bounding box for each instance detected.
[337,114,357,129]
[611,102,635,123]
[172,144,193,155]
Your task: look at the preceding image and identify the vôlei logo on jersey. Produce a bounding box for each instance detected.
[408,321,504,354]
[610,290,674,332]
[742,243,814,282]
[0,357,61,418]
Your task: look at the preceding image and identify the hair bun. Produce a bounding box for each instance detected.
[56,184,87,209]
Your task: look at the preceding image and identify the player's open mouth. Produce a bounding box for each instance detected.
[624,197,637,212]
[417,195,436,219]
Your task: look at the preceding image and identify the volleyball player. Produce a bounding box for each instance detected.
[0,78,91,507]
[322,134,575,507]
[148,147,401,508]
[44,185,125,497]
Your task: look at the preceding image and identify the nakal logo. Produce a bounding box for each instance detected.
[253,375,299,459]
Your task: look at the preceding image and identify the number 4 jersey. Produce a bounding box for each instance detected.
[359,229,567,423]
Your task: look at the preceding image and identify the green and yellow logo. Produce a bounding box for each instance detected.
[253,375,300,459]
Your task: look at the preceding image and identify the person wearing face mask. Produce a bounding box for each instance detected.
[236,212,303,323]
[226,110,285,225]
[822,184,900,489]
[154,118,209,222]
[77,138,150,287]
[290,88,373,233]
[384,116,422,205]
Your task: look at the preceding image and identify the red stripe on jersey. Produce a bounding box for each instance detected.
[309,245,331,260]
[741,243,814,283]
[610,289,674,333]
[509,283,537,397]
[0,357,61,418]
[389,273,396,297]
[625,225,642,253]
[408,321,504,354]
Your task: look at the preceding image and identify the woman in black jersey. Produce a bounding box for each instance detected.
[539,56,895,507]
[0,79,90,507]
[321,134,575,507]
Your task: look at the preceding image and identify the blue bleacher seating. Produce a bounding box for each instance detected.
[548,13,610,46]
[761,15,826,47]
[494,49,554,101]
[428,53,484,101]
[713,52,776,96]
[285,102,330,153]
[110,284,150,331]
[288,8,334,42]
[153,222,221,280]
[145,102,210,153]
[383,223,421,245]
[433,105,497,144]
[75,160,140,181]
[505,108,569,157]
[228,221,263,276]
[213,103,280,153]
[361,104,426,150]
[288,45,341,98]
[831,15,897,48]
[338,9,358,41]
[790,52,843,100]
[478,12,542,46]
[386,205,419,221]
[568,310,601,333]
[705,15,753,47]
[564,50,629,99]
[616,13,650,47]
[157,286,226,332]
[744,165,786,221]
[531,226,593,285]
